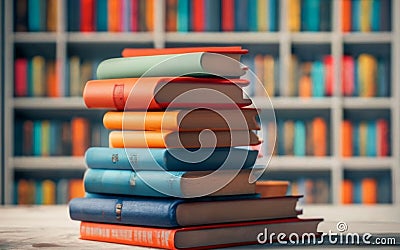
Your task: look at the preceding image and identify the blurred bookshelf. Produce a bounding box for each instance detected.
[2,0,400,220]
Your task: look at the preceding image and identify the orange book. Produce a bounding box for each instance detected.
[121,46,248,58]
[304,179,314,204]
[108,0,121,32]
[298,75,312,98]
[341,120,353,157]
[109,130,261,148]
[103,109,260,131]
[18,179,34,205]
[166,0,177,31]
[362,178,377,204]
[341,179,353,204]
[342,0,351,32]
[146,0,154,31]
[46,61,59,97]
[46,0,57,31]
[83,77,251,111]
[69,179,85,200]
[312,117,327,156]
[71,117,89,156]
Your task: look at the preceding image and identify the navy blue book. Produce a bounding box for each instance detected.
[67,0,80,31]
[69,195,301,227]
[85,147,258,171]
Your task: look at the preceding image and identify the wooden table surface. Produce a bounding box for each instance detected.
[0,205,399,249]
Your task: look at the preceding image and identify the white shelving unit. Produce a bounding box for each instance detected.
[2,0,400,220]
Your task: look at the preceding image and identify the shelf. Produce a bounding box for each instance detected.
[14,32,58,43]
[290,32,332,44]
[252,97,332,109]
[67,32,154,43]
[13,157,86,171]
[342,97,392,109]
[165,32,280,44]
[343,32,393,43]
[341,157,394,169]
[13,97,87,110]
[256,156,333,170]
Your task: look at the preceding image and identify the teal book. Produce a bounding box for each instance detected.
[235,0,248,31]
[85,147,258,171]
[28,0,46,31]
[366,121,376,157]
[56,179,69,204]
[377,59,389,97]
[353,178,362,204]
[33,120,42,156]
[269,0,278,31]
[96,52,246,79]
[96,0,108,31]
[177,0,190,32]
[377,175,391,203]
[352,122,359,156]
[248,0,258,31]
[49,121,62,156]
[302,0,320,31]
[35,181,43,204]
[294,120,306,156]
[83,168,255,198]
[311,60,325,97]
[353,57,359,96]
[205,0,221,31]
[371,0,380,32]
[352,0,361,31]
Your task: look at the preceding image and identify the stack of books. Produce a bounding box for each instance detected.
[69,46,322,249]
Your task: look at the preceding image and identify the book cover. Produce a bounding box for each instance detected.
[46,61,59,97]
[283,120,294,156]
[33,120,42,156]
[352,121,359,156]
[376,119,389,157]
[108,0,122,32]
[221,0,234,31]
[69,56,81,96]
[358,54,377,97]
[377,58,389,97]
[235,0,248,31]
[319,0,331,31]
[83,77,251,110]
[370,0,380,31]
[177,0,190,32]
[96,0,108,31]
[351,0,360,31]
[41,120,50,156]
[298,75,312,98]
[341,179,353,204]
[263,55,275,97]
[269,0,277,31]
[69,195,300,227]
[42,179,56,204]
[360,0,372,32]
[35,180,43,204]
[85,147,258,171]
[294,120,306,156]
[28,0,46,31]
[314,179,329,204]
[79,218,322,249]
[277,120,285,155]
[32,56,46,97]
[145,0,154,31]
[15,0,28,31]
[379,0,390,31]
[254,54,265,96]
[84,169,256,197]
[353,178,362,204]
[68,0,80,31]
[121,46,248,57]
[69,179,85,200]
[108,130,261,148]
[49,121,62,156]
[57,179,69,204]
[366,120,376,157]
[323,55,333,96]
[359,121,367,156]
[80,0,95,32]
[130,0,139,31]
[302,0,320,31]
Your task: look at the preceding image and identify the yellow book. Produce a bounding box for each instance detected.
[41,120,50,156]
[257,0,268,31]
[288,0,301,32]
[359,122,367,156]
[46,0,57,32]
[32,56,46,97]
[360,0,372,32]
[42,179,56,205]
[263,55,275,97]
[358,54,377,97]
[69,56,81,96]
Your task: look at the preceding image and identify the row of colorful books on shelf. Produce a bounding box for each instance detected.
[14,178,84,205]
[342,176,391,204]
[14,118,108,157]
[288,0,331,32]
[342,0,391,32]
[68,0,154,32]
[342,119,390,157]
[287,178,330,204]
[166,0,278,32]
[14,0,57,32]
[260,118,328,157]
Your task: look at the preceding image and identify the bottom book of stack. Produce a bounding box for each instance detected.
[70,195,322,249]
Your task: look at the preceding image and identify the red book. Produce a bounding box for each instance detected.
[130,0,139,31]
[83,77,251,110]
[80,0,95,32]
[376,119,389,156]
[222,0,234,31]
[80,218,322,249]
[192,0,205,32]
[14,58,28,97]
[324,55,334,96]
[342,55,354,96]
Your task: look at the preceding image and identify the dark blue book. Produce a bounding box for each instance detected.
[353,178,362,204]
[319,0,331,31]
[96,0,108,31]
[353,57,359,96]
[83,168,255,198]
[69,195,301,227]
[205,0,221,31]
[352,121,359,156]
[85,147,258,171]
[277,119,285,155]
[235,0,248,31]
[68,0,80,31]
[377,58,389,97]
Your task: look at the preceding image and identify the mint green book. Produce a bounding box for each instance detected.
[96,52,245,79]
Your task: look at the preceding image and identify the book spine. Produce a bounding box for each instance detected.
[342,0,352,32]
[166,0,177,31]
[80,222,177,249]
[192,0,205,31]
[221,0,234,31]
[205,0,221,31]
[80,0,95,32]
[341,120,353,157]
[248,0,258,31]
[96,0,108,31]
[177,0,190,32]
[14,58,28,97]
[71,117,90,156]
[234,0,248,31]
[311,60,325,97]
[341,179,353,204]
[361,178,377,204]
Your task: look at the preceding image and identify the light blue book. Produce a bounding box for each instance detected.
[248,0,258,31]
[235,0,248,31]
[371,0,380,31]
[366,121,376,157]
[35,181,43,204]
[96,0,108,31]
[56,179,69,204]
[33,121,42,156]
[294,120,306,156]
[269,0,278,31]
[353,178,362,204]
[28,0,46,31]
[352,0,361,31]
[177,0,190,32]
[83,168,254,198]
[49,121,61,156]
[302,0,320,31]
[352,122,359,156]
[311,60,325,97]
[205,0,221,31]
